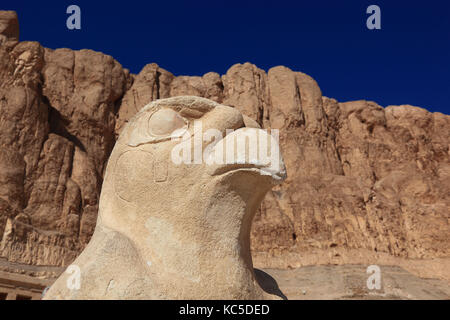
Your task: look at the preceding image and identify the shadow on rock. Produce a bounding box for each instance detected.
[254,268,288,300]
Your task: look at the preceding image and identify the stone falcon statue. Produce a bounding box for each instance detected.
[44,96,286,299]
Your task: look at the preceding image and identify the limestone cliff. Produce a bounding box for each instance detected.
[0,11,448,280]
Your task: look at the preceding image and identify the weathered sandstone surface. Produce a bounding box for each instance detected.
[0,11,449,281]
[45,96,287,299]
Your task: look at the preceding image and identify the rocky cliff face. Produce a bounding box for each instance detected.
[0,11,449,280]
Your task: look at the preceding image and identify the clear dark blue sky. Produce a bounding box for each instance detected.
[4,0,450,114]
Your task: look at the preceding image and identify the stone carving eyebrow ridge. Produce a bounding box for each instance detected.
[178,106,211,119]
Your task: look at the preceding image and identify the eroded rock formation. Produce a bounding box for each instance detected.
[0,11,449,281]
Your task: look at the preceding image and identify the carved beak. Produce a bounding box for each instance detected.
[206,127,287,184]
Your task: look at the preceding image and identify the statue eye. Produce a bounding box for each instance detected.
[148,108,187,136]
[127,108,188,147]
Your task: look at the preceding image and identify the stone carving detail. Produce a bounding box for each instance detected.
[44,96,286,299]
[1,10,449,285]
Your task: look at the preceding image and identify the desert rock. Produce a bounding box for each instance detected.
[0,10,449,284]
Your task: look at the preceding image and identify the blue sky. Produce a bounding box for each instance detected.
[3,0,450,114]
